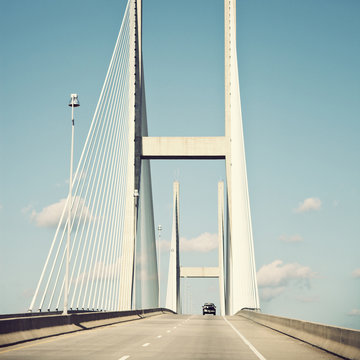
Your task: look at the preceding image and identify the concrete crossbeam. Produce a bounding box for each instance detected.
[180,267,220,278]
[141,136,227,159]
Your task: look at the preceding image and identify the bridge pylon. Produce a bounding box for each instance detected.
[165,182,181,313]
[165,182,227,315]
[118,0,158,310]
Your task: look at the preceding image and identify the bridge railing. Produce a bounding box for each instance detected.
[0,308,175,348]
[238,309,360,360]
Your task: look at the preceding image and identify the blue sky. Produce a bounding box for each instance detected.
[1,0,359,330]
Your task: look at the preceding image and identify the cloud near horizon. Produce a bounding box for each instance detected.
[257,260,316,301]
[159,232,218,253]
[73,259,121,285]
[279,234,303,243]
[352,268,360,278]
[347,309,360,316]
[25,197,91,228]
[181,232,218,252]
[294,197,322,213]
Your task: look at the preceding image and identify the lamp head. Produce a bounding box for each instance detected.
[68,94,80,107]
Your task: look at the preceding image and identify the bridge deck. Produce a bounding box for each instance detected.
[0,314,342,360]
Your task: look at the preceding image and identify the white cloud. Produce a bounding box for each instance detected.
[26,197,91,228]
[347,309,360,316]
[180,232,218,252]
[294,197,322,213]
[296,296,319,303]
[158,239,170,252]
[279,234,303,243]
[73,259,121,285]
[257,260,315,287]
[260,287,286,301]
[157,233,218,253]
[22,288,35,299]
[352,268,360,278]
[257,260,316,302]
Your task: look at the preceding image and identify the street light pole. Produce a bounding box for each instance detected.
[157,225,162,307]
[64,94,80,315]
[132,189,139,310]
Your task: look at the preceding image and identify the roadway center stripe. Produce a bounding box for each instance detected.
[222,316,267,360]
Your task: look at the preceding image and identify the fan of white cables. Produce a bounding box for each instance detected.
[29,0,132,312]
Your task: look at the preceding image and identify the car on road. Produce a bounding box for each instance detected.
[202,302,216,315]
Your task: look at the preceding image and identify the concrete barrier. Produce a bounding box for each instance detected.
[0,308,174,347]
[238,310,360,360]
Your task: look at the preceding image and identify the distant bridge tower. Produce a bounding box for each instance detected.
[166,182,226,316]
[165,182,181,313]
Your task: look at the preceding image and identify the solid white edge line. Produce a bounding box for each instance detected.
[222,316,267,360]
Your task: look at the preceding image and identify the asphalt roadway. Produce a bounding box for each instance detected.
[0,314,343,360]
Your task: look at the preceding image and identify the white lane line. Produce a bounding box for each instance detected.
[118,356,130,360]
[157,335,162,338]
[142,343,150,347]
[223,316,267,360]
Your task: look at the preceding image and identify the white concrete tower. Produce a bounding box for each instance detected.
[119,0,158,310]
[224,0,260,314]
[165,182,181,313]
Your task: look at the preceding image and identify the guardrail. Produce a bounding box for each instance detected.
[0,308,175,348]
[238,309,360,360]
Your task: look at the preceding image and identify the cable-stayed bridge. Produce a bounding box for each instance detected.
[1,1,359,359]
[28,0,258,316]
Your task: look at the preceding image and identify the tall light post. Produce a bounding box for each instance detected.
[132,189,139,310]
[157,225,162,307]
[64,94,80,315]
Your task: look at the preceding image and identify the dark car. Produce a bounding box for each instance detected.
[202,302,216,315]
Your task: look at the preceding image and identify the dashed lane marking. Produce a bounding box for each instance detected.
[157,335,162,338]
[142,343,150,347]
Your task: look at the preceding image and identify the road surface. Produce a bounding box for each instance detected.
[0,314,342,359]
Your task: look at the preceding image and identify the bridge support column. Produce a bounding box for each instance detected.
[218,182,226,316]
[224,0,260,315]
[165,182,181,313]
[119,0,158,311]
